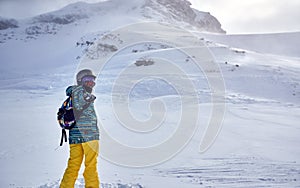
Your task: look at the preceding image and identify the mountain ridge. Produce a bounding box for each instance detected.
[0,0,225,33]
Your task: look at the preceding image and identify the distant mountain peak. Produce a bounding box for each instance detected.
[30,0,225,33]
[142,0,225,33]
[0,0,225,44]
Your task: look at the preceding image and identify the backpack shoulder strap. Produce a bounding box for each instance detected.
[60,129,67,146]
[63,97,71,108]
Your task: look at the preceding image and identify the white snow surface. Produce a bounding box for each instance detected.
[0,1,300,188]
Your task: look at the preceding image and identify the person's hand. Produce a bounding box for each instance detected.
[84,93,96,102]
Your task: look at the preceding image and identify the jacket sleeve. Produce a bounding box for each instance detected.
[72,86,90,111]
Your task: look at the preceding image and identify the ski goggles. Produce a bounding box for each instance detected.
[81,75,96,83]
[82,76,96,87]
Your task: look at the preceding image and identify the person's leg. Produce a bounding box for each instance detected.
[82,140,100,188]
[60,143,84,188]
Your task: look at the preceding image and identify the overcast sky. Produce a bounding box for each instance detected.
[0,0,299,34]
[189,0,300,34]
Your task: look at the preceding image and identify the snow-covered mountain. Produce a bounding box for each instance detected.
[200,31,300,58]
[0,0,224,73]
[0,0,224,35]
[0,0,300,188]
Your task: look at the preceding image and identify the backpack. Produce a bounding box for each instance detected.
[57,85,76,146]
[57,85,95,146]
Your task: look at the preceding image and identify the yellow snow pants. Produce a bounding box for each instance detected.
[60,140,100,188]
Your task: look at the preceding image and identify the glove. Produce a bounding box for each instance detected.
[84,93,96,102]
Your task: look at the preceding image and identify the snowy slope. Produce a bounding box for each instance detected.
[0,1,300,188]
[199,32,300,58]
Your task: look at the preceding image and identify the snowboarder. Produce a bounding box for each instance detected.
[60,69,100,188]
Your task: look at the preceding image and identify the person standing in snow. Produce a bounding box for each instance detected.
[60,69,100,188]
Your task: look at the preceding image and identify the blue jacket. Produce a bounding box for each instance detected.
[69,85,99,144]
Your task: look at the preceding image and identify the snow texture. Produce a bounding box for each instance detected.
[0,0,299,187]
